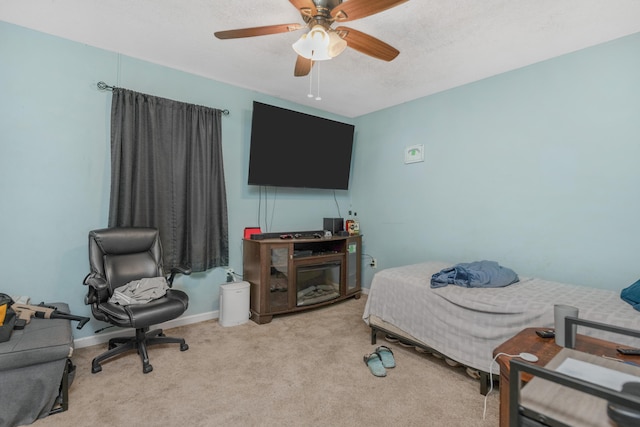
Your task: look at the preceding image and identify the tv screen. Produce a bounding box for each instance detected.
[248,101,355,190]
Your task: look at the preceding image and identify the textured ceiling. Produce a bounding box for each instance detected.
[2,0,640,117]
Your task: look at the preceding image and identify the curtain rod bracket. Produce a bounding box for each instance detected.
[97,81,115,91]
[97,81,230,116]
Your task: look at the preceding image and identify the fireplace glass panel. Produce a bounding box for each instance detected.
[269,247,289,311]
[296,262,341,306]
[346,241,358,293]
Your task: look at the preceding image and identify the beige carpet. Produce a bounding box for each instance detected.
[32,296,499,427]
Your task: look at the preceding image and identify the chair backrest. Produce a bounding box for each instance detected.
[88,227,164,297]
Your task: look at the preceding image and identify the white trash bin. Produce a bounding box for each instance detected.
[219,281,250,327]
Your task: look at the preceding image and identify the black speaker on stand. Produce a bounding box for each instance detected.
[323,218,344,235]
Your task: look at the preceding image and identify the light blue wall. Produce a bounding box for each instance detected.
[0,21,354,339]
[3,20,639,341]
[352,32,640,290]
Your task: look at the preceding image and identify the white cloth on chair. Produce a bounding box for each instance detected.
[109,277,169,306]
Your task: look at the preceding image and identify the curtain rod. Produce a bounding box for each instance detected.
[96,81,230,116]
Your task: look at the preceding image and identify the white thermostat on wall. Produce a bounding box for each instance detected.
[404,144,425,164]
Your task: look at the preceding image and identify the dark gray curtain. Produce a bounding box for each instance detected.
[108,88,229,272]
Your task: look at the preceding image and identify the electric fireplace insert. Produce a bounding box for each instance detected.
[296,261,341,306]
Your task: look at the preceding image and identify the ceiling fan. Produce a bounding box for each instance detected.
[214,0,408,77]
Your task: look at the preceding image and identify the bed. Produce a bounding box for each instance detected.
[362,261,640,393]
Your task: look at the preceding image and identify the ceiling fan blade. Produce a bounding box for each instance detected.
[331,0,408,22]
[294,55,314,77]
[214,23,303,39]
[335,26,399,61]
[289,0,317,18]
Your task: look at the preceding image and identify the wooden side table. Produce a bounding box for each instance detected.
[493,327,639,427]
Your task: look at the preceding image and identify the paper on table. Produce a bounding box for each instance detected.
[555,357,640,391]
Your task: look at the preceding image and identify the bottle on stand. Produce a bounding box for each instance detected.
[346,211,355,236]
[352,212,360,235]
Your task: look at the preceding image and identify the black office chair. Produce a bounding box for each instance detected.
[83,227,190,374]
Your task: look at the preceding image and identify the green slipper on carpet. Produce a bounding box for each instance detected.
[363,353,386,377]
[375,345,396,369]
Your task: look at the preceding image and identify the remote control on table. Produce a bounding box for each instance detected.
[535,329,555,339]
[616,347,640,355]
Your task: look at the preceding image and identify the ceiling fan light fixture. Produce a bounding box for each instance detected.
[292,25,331,61]
[327,32,347,58]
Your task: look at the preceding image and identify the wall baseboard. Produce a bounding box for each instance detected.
[73,310,219,349]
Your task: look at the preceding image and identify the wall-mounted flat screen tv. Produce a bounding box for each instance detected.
[248,101,355,190]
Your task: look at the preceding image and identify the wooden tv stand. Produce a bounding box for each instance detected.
[243,235,362,324]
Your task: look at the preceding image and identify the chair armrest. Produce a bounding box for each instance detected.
[83,273,109,304]
[167,266,192,286]
[83,273,108,290]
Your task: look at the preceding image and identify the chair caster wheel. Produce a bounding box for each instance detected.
[92,364,102,374]
[180,343,189,351]
[143,364,153,374]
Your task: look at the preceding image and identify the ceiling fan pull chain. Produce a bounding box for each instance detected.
[308,58,314,98]
[315,62,321,101]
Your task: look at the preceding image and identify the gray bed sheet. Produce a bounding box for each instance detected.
[362,261,640,373]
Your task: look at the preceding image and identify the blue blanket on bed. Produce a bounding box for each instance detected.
[621,279,640,311]
[430,260,519,289]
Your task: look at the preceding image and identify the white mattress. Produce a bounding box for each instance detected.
[362,261,640,373]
